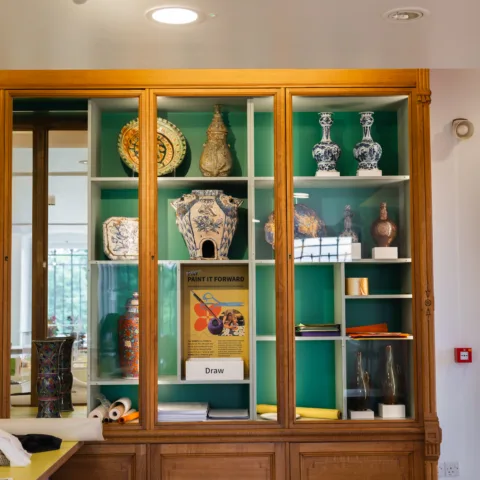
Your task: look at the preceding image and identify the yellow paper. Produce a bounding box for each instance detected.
[257,404,341,420]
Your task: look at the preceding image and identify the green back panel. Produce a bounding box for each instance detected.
[98,189,139,260]
[346,340,412,416]
[158,263,178,376]
[158,111,248,177]
[256,341,277,405]
[295,266,334,325]
[293,112,399,177]
[345,264,410,295]
[296,341,336,408]
[97,264,138,378]
[158,186,248,261]
[157,384,249,410]
[254,112,275,177]
[100,386,139,411]
[345,299,405,332]
[295,187,402,257]
[100,112,139,178]
[256,266,276,336]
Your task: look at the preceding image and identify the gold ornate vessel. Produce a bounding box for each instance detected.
[199,105,233,177]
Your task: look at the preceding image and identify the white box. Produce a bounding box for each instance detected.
[315,170,340,177]
[378,403,406,419]
[349,409,374,420]
[185,358,244,381]
[352,243,362,260]
[357,169,382,177]
[372,247,398,260]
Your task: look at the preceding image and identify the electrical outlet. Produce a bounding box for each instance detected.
[438,462,445,477]
[445,461,459,477]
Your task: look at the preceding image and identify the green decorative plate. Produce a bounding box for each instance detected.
[118,117,187,176]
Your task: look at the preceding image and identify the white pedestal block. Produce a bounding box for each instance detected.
[185,358,244,381]
[378,403,406,419]
[316,170,340,177]
[372,247,398,260]
[352,243,362,260]
[349,409,374,420]
[357,169,382,177]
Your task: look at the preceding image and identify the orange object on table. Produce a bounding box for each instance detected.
[118,411,140,424]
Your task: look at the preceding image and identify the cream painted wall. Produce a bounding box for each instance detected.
[431,69,480,479]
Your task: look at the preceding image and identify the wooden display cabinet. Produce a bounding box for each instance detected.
[0,70,440,479]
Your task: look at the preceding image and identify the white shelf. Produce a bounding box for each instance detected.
[91,177,138,189]
[347,336,414,341]
[254,259,411,265]
[157,177,248,189]
[345,294,412,300]
[90,378,139,386]
[90,260,138,265]
[256,335,344,341]
[295,336,343,341]
[254,176,409,189]
[157,376,250,385]
[294,176,410,189]
[158,260,249,265]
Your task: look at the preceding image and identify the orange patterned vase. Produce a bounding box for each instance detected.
[118,292,140,378]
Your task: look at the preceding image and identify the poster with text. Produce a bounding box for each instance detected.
[181,265,249,376]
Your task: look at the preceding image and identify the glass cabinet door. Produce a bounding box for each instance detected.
[155,93,280,423]
[289,93,414,422]
[8,95,144,426]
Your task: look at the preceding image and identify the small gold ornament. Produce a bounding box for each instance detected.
[199,105,233,177]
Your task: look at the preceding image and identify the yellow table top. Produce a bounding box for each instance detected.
[0,441,82,480]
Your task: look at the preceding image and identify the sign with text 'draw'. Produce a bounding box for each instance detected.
[185,358,244,381]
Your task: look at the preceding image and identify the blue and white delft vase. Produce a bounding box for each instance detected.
[312,112,341,176]
[353,112,382,173]
[171,190,243,260]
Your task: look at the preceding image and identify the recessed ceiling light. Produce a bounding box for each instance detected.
[383,7,430,22]
[147,7,199,25]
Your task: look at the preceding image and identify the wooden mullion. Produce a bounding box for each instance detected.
[0,91,12,418]
[138,90,158,430]
[30,125,49,406]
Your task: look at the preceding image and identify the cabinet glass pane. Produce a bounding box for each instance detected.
[9,98,142,426]
[291,95,414,422]
[10,131,33,417]
[89,98,140,424]
[156,96,277,423]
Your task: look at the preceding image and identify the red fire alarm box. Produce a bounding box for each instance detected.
[454,348,472,363]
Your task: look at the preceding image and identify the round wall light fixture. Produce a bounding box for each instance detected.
[452,118,474,140]
[147,6,200,25]
[383,7,430,22]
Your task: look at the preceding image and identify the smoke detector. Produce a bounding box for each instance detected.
[383,7,429,22]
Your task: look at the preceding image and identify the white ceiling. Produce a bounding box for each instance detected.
[0,0,479,69]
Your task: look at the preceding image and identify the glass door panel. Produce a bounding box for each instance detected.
[9,97,142,426]
[291,94,414,422]
[156,95,277,423]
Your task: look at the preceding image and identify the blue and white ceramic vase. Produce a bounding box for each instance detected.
[312,112,341,176]
[353,112,383,174]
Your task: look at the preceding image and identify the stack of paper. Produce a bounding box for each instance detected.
[207,409,249,420]
[295,324,341,337]
[157,402,209,422]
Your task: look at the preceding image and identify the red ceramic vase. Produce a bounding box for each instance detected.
[118,292,140,379]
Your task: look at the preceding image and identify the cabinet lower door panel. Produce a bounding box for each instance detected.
[151,443,286,480]
[291,442,423,480]
[51,444,147,480]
